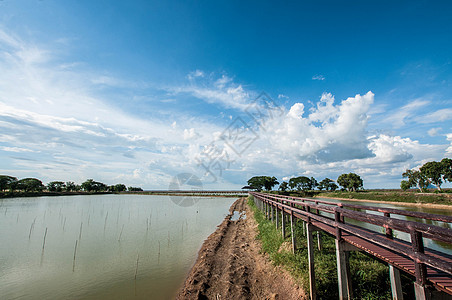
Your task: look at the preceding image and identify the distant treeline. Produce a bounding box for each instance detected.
[245,158,452,193]
[245,173,363,192]
[0,175,143,194]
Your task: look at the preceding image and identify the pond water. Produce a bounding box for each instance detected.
[0,194,236,300]
[313,197,452,254]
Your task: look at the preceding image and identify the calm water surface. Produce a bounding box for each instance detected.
[0,194,236,299]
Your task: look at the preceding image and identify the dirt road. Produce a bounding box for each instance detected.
[176,198,305,300]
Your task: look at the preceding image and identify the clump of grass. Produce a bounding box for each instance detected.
[248,196,392,299]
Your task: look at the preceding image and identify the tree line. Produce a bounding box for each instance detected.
[246,173,363,192]
[0,175,143,194]
[401,158,451,191]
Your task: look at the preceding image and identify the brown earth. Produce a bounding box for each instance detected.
[176,198,306,300]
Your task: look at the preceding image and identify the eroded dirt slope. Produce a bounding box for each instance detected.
[176,198,305,300]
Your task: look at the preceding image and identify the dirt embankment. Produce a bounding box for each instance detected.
[176,198,305,300]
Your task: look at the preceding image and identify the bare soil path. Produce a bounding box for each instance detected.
[176,198,305,300]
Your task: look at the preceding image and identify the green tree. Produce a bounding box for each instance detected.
[81,179,107,192]
[110,184,126,192]
[128,186,143,191]
[401,169,428,192]
[337,173,363,192]
[47,181,66,192]
[420,161,443,191]
[0,175,18,192]
[318,178,338,191]
[278,181,289,192]
[441,158,452,183]
[247,176,279,191]
[17,178,44,192]
[400,180,411,191]
[263,176,279,191]
[288,176,316,191]
[65,181,77,192]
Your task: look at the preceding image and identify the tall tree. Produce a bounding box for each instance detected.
[318,178,338,191]
[420,161,444,191]
[247,176,279,191]
[278,181,289,192]
[17,178,44,192]
[441,158,452,183]
[401,169,428,192]
[0,175,17,192]
[337,173,363,191]
[47,181,66,192]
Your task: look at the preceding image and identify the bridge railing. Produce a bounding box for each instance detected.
[250,192,452,298]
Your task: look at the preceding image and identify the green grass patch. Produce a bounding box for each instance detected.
[248,196,395,299]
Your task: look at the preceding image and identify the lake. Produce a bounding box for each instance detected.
[0,194,236,299]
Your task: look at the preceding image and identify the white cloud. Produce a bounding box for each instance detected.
[312,75,325,81]
[417,108,452,124]
[428,127,442,136]
[383,99,429,128]
[171,73,251,110]
[264,91,374,162]
[183,128,201,141]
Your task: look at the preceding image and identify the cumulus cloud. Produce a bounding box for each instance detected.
[265,91,374,162]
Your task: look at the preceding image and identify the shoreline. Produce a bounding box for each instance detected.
[176,197,305,299]
[316,195,452,210]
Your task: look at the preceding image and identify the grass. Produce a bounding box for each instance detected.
[316,190,452,205]
[247,195,413,299]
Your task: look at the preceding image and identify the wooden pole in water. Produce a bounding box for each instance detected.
[72,240,78,272]
[134,254,139,280]
[79,222,83,241]
[42,227,48,250]
[118,224,124,242]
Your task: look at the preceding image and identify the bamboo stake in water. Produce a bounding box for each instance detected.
[118,224,124,242]
[42,227,48,250]
[29,218,36,240]
[79,222,83,241]
[72,240,78,272]
[63,217,67,232]
[134,254,139,280]
[104,212,109,234]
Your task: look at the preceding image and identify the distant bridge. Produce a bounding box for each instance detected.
[250,192,452,300]
[125,190,249,196]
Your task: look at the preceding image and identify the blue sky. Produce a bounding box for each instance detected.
[0,0,451,189]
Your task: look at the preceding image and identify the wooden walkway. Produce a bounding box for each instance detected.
[251,192,452,299]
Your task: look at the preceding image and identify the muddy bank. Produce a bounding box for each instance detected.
[176,198,305,300]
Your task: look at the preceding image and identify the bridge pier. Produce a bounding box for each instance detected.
[389,265,404,300]
[307,223,317,300]
[336,239,353,300]
[290,208,296,253]
[281,205,286,238]
[317,231,322,251]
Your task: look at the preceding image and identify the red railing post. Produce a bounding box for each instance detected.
[384,212,393,239]
[411,230,427,286]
